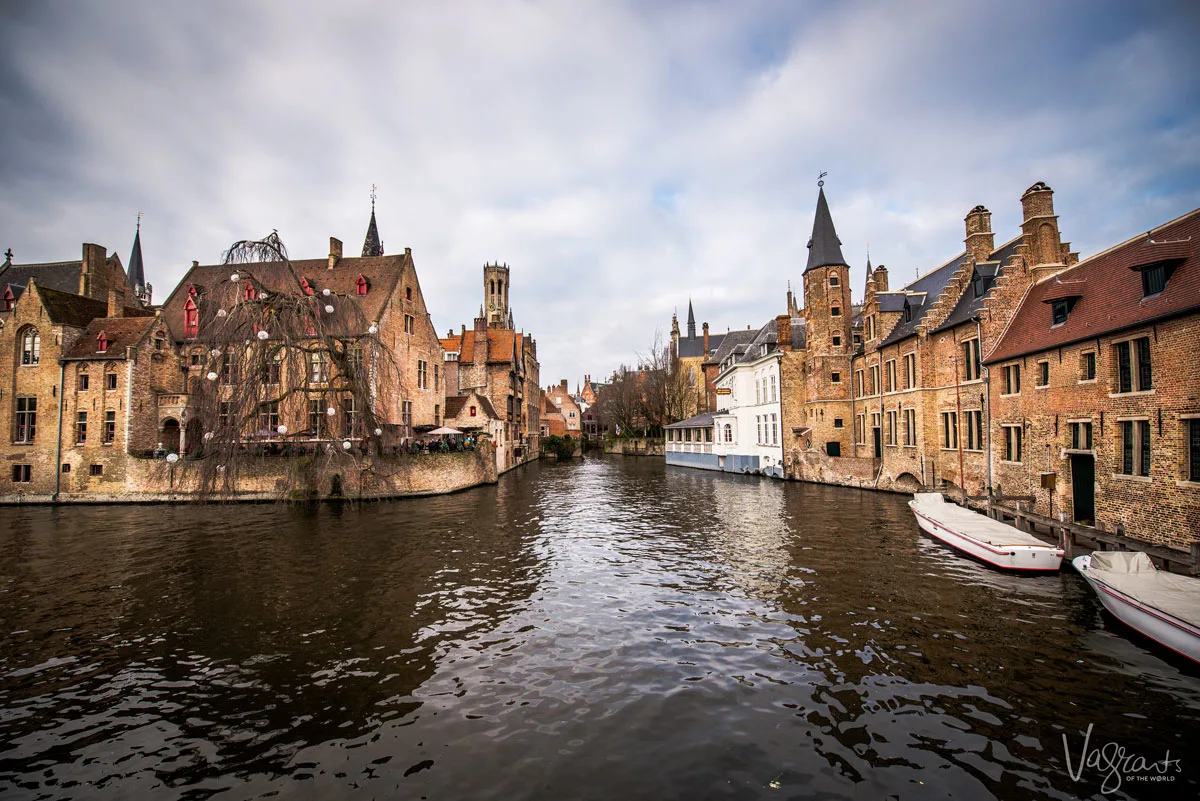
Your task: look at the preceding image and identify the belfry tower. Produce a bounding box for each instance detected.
[484,262,510,328]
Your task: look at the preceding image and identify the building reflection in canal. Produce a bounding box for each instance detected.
[1,456,1199,800]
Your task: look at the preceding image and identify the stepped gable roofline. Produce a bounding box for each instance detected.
[665,411,715,430]
[62,316,157,360]
[985,207,1200,364]
[160,252,409,341]
[804,186,849,273]
[931,236,1022,334]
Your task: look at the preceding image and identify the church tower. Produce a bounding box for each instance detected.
[127,213,152,306]
[484,262,510,328]
[802,183,853,353]
[362,186,383,257]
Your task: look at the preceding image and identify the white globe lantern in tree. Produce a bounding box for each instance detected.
[277,424,288,435]
[368,325,378,335]
[230,273,240,282]
[166,453,180,464]
[324,304,335,314]
[257,330,269,340]
[327,407,336,416]
[206,371,218,381]
[342,441,352,450]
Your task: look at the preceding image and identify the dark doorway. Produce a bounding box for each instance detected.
[873,427,882,458]
[161,418,180,454]
[1070,453,1095,525]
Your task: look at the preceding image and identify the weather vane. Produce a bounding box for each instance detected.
[137,210,143,232]
[818,171,827,188]
[370,184,377,210]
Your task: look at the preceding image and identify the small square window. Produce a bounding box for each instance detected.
[90,464,103,476]
[61,463,71,473]
[831,371,841,383]
[1080,352,1096,381]
[832,336,841,347]
[12,464,32,482]
[106,373,117,390]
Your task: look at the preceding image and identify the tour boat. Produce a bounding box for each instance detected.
[908,493,1064,572]
[1074,551,1200,664]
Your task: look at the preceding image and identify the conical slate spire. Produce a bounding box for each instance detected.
[687,299,696,338]
[804,187,848,273]
[128,217,145,296]
[362,208,383,257]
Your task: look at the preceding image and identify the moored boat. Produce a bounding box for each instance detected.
[1074,551,1200,664]
[908,492,1064,572]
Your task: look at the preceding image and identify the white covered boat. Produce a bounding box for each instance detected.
[908,493,1064,572]
[1074,551,1200,664]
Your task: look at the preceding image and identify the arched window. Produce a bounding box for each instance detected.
[20,328,40,365]
[405,286,412,300]
[96,332,109,353]
[183,296,198,337]
[243,283,256,301]
[357,275,369,295]
[3,286,14,310]
[723,424,732,443]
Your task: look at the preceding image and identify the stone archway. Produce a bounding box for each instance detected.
[161,418,181,454]
[894,472,922,493]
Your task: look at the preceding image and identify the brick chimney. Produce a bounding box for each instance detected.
[79,243,108,300]
[964,205,994,263]
[328,237,342,270]
[702,322,710,353]
[873,264,889,292]
[107,288,125,318]
[775,314,792,353]
[1020,181,1069,281]
[560,379,568,392]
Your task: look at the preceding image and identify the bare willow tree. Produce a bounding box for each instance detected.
[596,329,698,438]
[181,232,400,500]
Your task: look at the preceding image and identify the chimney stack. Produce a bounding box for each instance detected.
[964,205,994,263]
[775,314,792,352]
[328,237,343,270]
[873,264,889,292]
[107,288,125,318]
[703,322,710,354]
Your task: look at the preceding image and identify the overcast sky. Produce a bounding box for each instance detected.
[2,1,1198,387]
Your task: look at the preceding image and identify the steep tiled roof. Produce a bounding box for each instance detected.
[37,286,108,328]
[933,237,1022,333]
[159,254,408,341]
[677,331,726,359]
[704,328,759,366]
[62,316,157,360]
[987,208,1200,363]
[445,392,500,421]
[665,411,715,429]
[0,260,83,296]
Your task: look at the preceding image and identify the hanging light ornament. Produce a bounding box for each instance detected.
[368,324,379,335]
[324,304,335,314]
[206,371,218,381]
[203,431,214,440]
[322,288,331,296]
[210,348,221,356]
[342,441,352,450]
[216,309,228,317]
[166,453,180,464]
[374,428,383,436]
[259,291,269,300]
[277,424,288,435]
[230,273,240,282]
[326,407,336,416]
[257,330,269,340]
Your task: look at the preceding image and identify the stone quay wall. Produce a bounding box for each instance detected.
[604,437,665,457]
[0,448,497,504]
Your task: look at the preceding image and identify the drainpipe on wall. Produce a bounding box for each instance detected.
[978,318,993,501]
[53,361,65,501]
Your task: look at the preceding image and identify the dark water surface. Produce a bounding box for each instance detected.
[2,457,1198,800]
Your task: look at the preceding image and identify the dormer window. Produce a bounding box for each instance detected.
[243,283,256,301]
[187,284,198,297]
[300,278,315,296]
[96,332,109,353]
[3,286,14,310]
[1139,261,1178,297]
[356,275,369,295]
[1045,295,1079,327]
[903,301,913,323]
[183,296,198,337]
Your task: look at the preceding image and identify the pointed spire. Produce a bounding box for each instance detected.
[864,245,873,298]
[804,184,848,273]
[686,298,696,338]
[127,212,146,298]
[362,185,383,257]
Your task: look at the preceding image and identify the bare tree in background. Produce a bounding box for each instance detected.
[181,232,400,500]
[598,329,698,437]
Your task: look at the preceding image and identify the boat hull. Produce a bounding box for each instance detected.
[909,502,1064,573]
[1074,555,1200,665]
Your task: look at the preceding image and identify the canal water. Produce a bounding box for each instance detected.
[1,457,1197,800]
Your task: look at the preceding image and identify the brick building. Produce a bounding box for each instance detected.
[159,211,446,448]
[440,263,542,472]
[671,301,726,415]
[1,238,156,496]
[545,379,581,433]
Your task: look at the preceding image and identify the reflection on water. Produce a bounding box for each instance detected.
[1,457,1197,800]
